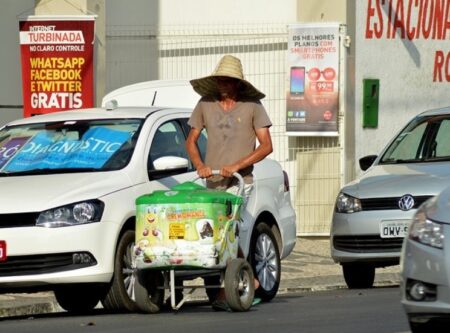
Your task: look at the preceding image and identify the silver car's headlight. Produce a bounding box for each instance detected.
[335,192,362,213]
[408,200,444,249]
[36,200,104,228]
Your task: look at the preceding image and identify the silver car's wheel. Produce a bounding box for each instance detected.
[250,223,280,302]
[102,230,138,311]
[342,263,375,289]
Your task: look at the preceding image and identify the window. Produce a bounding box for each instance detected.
[381,115,450,163]
[197,129,208,161]
[431,119,450,159]
[179,118,208,161]
[148,120,189,172]
[381,118,428,163]
[0,119,142,174]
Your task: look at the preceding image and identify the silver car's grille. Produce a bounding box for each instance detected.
[0,213,38,228]
[333,235,404,253]
[360,196,432,210]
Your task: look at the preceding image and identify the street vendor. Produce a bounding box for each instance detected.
[185,54,273,310]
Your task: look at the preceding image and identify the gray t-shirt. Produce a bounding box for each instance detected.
[188,97,272,186]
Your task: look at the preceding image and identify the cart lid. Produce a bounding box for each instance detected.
[136,181,243,205]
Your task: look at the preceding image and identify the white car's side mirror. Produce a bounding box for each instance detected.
[153,156,189,171]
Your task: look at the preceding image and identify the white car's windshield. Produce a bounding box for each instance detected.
[0,118,143,176]
[380,115,450,164]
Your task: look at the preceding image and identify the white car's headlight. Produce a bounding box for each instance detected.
[335,192,362,213]
[37,200,104,228]
[408,200,444,249]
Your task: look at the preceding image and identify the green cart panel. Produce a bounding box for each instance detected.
[135,181,243,270]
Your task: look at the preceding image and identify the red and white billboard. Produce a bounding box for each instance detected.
[19,16,95,117]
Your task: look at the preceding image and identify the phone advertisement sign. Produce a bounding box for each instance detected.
[286,24,339,136]
[19,16,95,117]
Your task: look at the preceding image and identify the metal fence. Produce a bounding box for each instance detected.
[106,23,341,235]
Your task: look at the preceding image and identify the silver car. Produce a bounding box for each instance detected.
[401,187,450,332]
[331,107,450,289]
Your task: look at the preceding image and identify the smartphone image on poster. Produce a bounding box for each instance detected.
[290,66,305,96]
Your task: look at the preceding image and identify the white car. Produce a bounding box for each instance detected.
[0,105,296,312]
[401,186,450,332]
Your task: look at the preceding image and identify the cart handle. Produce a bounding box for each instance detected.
[194,170,245,198]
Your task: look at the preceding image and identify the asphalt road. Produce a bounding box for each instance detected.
[0,287,411,333]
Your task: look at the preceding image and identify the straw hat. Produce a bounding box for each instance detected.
[190,55,265,100]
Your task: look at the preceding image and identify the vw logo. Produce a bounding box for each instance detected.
[398,194,415,211]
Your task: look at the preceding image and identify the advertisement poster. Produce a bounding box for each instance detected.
[286,23,340,136]
[19,15,95,117]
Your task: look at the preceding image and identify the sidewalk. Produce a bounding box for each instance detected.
[0,237,400,318]
[279,237,400,292]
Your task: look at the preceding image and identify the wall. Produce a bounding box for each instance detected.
[104,0,297,93]
[345,1,356,182]
[0,0,35,127]
[354,0,450,173]
[105,0,159,93]
[292,0,349,233]
[35,0,106,106]
[158,0,297,26]
[298,0,346,22]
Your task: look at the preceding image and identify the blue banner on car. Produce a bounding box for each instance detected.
[3,127,132,172]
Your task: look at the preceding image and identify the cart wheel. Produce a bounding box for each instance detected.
[224,258,255,312]
[134,269,164,313]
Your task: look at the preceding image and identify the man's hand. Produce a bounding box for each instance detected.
[220,163,240,178]
[197,164,212,178]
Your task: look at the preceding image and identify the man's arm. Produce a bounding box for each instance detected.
[185,128,212,178]
[221,126,273,177]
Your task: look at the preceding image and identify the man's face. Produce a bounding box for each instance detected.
[215,77,240,97]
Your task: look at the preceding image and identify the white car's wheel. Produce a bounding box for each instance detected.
[102,229,138,311]
[54,284,102,313]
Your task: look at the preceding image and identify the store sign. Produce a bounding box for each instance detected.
[365,0,450,82]
[286,23,340,136]
[19,16,95,117]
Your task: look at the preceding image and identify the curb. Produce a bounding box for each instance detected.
[0,301,60,318]
[278,280,400,294]
[0,293,60,319]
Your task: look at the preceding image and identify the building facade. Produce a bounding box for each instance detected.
[2,0,447,235]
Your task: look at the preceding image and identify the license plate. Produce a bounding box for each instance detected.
[0,241,6,262]
[380,220,409,238]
